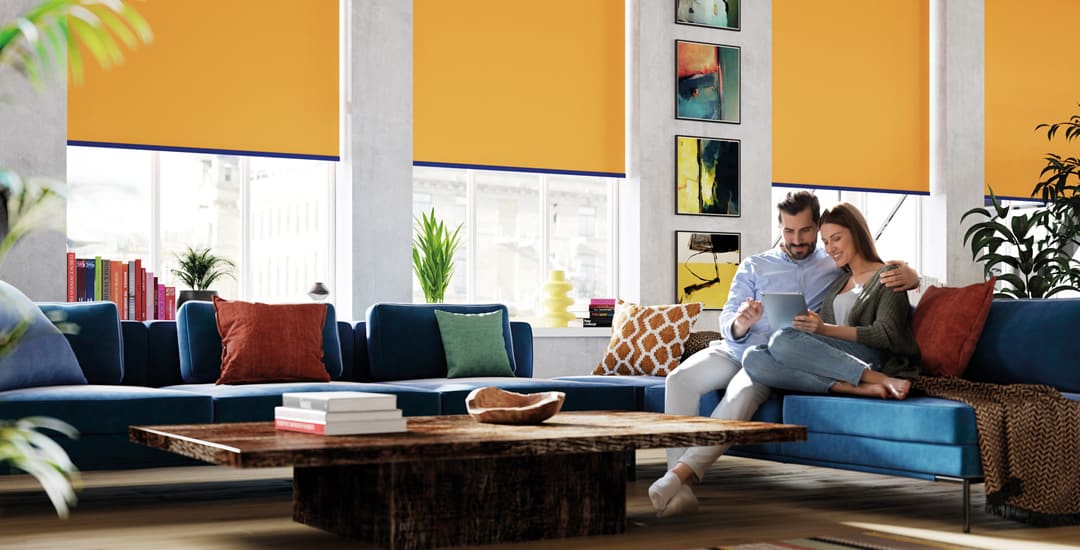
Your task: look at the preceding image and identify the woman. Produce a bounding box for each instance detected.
[741,202,920,399]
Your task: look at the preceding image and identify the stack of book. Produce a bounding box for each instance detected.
[584,298,616,327]
[274,391,407,436]
[65,253,176,320]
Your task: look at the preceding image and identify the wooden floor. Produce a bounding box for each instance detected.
[1,449,1078,549]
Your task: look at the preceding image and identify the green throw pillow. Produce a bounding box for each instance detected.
[434,309,515,378]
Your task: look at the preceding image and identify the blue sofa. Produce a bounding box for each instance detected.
[0,301,635,471]
[623,298,1079,532]
[3,298,1075,532]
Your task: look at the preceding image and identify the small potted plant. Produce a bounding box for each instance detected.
[171,246,236,309]
[412,208,462,304]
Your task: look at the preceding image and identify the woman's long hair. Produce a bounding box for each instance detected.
[819,202,883,265]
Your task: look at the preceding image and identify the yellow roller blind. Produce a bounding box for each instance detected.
[414,0,625,177]
[68,0,339,160]
[985,0,1080,200]
[773,0,929,193]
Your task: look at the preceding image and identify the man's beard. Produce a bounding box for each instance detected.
[783,240,815,260]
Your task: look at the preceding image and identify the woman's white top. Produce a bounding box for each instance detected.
[832,282,862,327]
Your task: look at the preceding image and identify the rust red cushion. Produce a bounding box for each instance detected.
[912,279,995,377]
[212,296,330,384]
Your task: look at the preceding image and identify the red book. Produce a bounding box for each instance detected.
[165,287,176,320]
[135,263,145,322]
[121,263,130,320]
[157,282,165,321]
[66,252,76,302]
[274,418,327,435]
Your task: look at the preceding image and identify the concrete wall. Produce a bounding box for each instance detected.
[0,0,67,300]
[621,0,772,331]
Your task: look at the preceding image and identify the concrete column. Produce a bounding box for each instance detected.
[621,0,771,328]
[925,0,985,287]
[0,0,67,300]
[335,0,413,321]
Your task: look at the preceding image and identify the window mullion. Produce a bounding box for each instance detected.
[149,151,160,272]
[240,157,251,300]
[539,173,550,290]
[466,169,477,303]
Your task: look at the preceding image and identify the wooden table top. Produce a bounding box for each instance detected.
[130,411,806,468]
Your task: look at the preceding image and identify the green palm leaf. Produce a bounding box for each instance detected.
[0,0,152,88]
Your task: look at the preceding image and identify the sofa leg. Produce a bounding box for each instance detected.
[625,447,636,481]
[935,475,975,533]
[962,478,971,533]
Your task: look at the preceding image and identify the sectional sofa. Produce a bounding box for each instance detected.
[2,298,1076,532]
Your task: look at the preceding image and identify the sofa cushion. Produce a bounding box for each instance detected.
[213,297,330,384]
[37,300,124,384]
[145,321,185,387]
[592,300,702,376]
[165,381,442,420]
[177,300,343,383]
[0,385,212,435]
[385,378,637,415]
[966,298,1080,392]
[782,394,978,445]
[0,283,87,391]
[434,309,515,378]
[781,432,983,478]
[554,375,666,410]
[912,279,994,377]
[366,303,516,381]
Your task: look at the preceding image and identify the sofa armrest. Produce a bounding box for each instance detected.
[511,321,533,378]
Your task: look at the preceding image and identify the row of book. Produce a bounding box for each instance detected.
[274,391,407,436]
[584,297,615,328]
[65,253,177,321]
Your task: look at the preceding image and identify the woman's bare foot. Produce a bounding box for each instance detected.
[883,377,911,400]
[831,381,887,398]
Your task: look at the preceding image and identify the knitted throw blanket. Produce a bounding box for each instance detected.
[913,377,1080,526]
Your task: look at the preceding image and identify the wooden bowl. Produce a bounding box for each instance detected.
[465,387,566,425]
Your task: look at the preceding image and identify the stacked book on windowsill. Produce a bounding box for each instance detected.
[274,391,407,436]
[583,298,615,327]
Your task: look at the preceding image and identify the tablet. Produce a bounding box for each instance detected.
[761,292,808,330]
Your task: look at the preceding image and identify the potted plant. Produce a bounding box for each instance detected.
[171,246,236,308]
[412,208,462,303]
[0,0,152,518]
[963,106,1080,298]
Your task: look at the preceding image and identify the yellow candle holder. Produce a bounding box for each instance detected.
[540,270,575,328]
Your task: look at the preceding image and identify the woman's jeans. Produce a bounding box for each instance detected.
[742,327,883,394]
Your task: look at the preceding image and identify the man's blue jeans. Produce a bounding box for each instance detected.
[742,327,884,394]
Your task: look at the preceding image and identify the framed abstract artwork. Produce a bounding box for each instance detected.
[675,0,740,31]
[676,135,740,216]
[675,231,741,309]
[675,40,740,124]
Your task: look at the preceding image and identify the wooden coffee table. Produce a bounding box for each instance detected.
[130,411,805,550]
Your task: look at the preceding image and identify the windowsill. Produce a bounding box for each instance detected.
[531,327,613,338]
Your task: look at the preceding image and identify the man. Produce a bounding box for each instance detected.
[649,191,919,517]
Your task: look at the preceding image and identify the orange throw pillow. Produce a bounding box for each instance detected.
[592,300,703,376]
[912,278,995,377]
[213,296,330,384]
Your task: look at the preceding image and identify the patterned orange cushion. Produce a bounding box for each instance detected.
[592,300,703,376]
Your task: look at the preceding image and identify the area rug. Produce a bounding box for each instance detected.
[700,530,977,550]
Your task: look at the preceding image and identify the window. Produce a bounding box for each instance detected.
[769,187,923,276]
[413,166,618,321]
[67,146,335,303]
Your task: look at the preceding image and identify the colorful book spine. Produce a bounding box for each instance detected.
[157,282,166,321]
[76,259,86,301]
[165,287,176,320]
[94,256,103,302]
[145,272,155,321]
[85,259,96,301]
[135,262,144,321]
[127,260,136,321]
[66,252,76,302]
[120,262,129,320]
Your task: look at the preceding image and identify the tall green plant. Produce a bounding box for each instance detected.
[962,187,1080,298]
[412,209,462,303]
[0,417,79,518]
[171,246,236,291]
[1033,107,1080,253]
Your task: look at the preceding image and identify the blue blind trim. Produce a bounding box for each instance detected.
[772,181,930,196]
[987,194,1042,203]
[414,160,624,179]
[67,140,340,162]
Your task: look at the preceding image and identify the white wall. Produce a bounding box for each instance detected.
[0,0,68,300]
